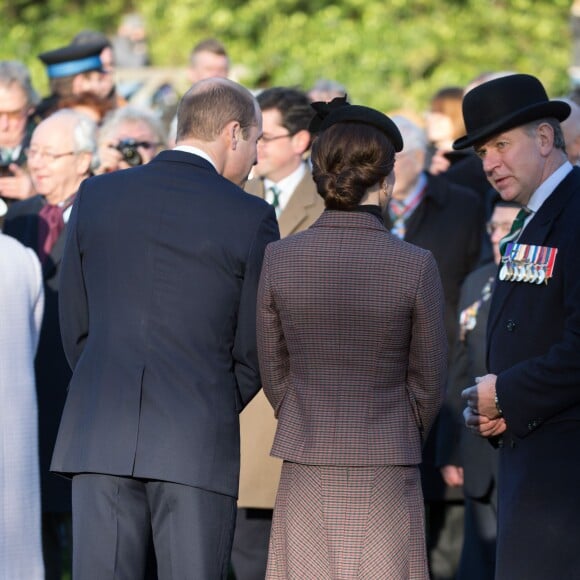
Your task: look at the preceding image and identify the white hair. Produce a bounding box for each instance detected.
[391,115,428,153]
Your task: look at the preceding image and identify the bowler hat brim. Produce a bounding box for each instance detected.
[453,100,570,150]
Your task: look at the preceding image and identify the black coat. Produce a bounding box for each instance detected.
[488,167,580,579]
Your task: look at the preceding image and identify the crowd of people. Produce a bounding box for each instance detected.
[1,19,580,580]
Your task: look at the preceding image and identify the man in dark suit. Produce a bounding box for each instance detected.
[459,74,580,580]
[439,200,520,580]
[234,87,323,580]
[3,108,97,580]
[50,77,279,580]
[385,115,484,580]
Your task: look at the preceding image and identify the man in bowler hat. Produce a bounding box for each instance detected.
[49,77,279,579]
[458,73,580,579]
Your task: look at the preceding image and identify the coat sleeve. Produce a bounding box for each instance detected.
[58,185,89,370]
[232,205,280,411]
[256,243,290,416]
[407,250,448,442]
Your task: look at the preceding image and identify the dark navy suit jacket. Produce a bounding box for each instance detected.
[487,166,580,579]
[50,150,279,498]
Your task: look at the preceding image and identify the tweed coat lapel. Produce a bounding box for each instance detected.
[487,168,580,346]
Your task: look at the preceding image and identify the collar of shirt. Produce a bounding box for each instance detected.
[173,145,218,172]
[1,144,23,163]
[524,160,573,227]
[264,162,307,212]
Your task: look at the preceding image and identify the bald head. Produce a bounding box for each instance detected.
[176,77,258,143]
[558,97,580,165]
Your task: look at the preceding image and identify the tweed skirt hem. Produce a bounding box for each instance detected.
[266,462,428,579]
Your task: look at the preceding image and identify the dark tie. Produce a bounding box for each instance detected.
[268,185,281,214]
[499,207,532,256]
[38,203,65,264]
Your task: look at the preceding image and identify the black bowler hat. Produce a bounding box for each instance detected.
[453,73,571,150]
[309,96,404,152]
[38,41,104,79]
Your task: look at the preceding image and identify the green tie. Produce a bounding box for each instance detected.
[268,185,281,214]
[499,207,532,256]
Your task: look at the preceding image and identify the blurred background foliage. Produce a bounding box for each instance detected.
[0,0,575,113]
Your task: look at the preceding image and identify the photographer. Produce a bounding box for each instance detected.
[0,60,40,224]
[96,106,165,174]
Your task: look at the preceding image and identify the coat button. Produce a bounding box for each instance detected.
[506,319,516,332]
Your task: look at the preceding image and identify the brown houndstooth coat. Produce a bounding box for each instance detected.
[257,209,447,579]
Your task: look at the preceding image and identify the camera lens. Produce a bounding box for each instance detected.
[116,139,143,167]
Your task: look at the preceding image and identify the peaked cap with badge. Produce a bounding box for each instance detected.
[453,73,571,150]
[38,41,105,79]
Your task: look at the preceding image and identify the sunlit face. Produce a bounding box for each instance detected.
[487,205,520,265]
[392,147,424,200]
[475,126,546,206]
[253,109,303,182]
[425,111,454,147]
[223,110,262,187]
[73,70,111,99]
[27,115,91,204]
[188,52,229,84]
[0,83,31,148]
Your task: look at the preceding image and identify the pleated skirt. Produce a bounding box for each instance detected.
[266,462,428,580]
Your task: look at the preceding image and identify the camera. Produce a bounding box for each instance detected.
[0,162,14,177]
[115,139,143,167]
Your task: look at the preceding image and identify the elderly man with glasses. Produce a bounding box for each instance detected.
[3,109,97,580]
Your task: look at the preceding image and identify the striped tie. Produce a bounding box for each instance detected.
[499,207,532,256]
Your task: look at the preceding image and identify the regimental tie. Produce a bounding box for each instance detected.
[499,207,533,256]
[268,184,282,216]
[388,185,427,240]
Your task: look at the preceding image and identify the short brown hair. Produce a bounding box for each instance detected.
[190,38,228,64]
[176,78,257,142]
[311,122,396,210]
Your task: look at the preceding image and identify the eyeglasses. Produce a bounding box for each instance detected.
[0,106,28,122]
[26,148,77,162]
[259,133,296,144]
[486,221,513,236]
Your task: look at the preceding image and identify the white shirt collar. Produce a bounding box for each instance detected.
[264,162,307,212]
[523,160,573,229]
[173,145,218,171]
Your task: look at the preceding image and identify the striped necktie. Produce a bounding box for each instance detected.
[499,207,532,256]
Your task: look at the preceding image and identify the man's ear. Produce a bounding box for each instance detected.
[537,122,555,154]
[76,151,92,176]
[226,121,241,151]
[292,129,311,156]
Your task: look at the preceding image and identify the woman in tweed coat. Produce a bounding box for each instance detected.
[257,100,447,579]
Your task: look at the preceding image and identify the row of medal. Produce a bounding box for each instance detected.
[499,242,558,285]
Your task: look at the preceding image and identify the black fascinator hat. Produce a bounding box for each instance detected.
[309,96,404,152]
